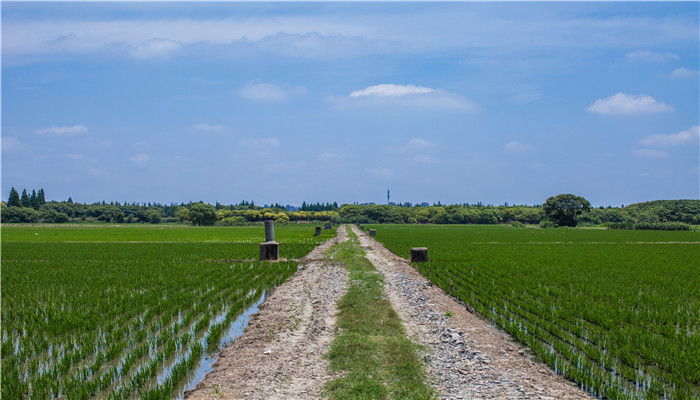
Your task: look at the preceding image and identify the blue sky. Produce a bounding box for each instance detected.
[2,2,698,207]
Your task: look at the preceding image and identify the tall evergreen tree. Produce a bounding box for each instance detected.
[38,189,46,206]
[7,187,21,207]
[20,189,30,207]
[30,189,39,209]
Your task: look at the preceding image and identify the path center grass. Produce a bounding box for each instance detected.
[324,227,434,400]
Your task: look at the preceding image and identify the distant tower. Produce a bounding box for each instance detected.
[387,188,390,204]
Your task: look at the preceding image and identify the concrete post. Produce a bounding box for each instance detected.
[264,220,275,242]
[369,229,376,237]
[314,226,322,236]
[410,247,428,263]
[260,241,279,261]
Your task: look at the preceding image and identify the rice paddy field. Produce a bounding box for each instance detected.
[368,224,700,400]
[1,224,336,400]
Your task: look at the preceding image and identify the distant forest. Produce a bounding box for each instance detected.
[2,187,699,227]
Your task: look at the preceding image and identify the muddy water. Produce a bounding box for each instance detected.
[172,291,268,399]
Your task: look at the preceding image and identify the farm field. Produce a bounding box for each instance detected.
[1,224,336,399]
[368,224,700,400]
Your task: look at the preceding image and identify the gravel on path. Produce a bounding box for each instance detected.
[184,227,349,400]
[353,225,593,400]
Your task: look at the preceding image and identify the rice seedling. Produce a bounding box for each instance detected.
[370,224,699,399]
[1,225,335,399]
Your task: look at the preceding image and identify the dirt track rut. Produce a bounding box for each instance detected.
[186,225,592,399]
[353,225,591,400]
[184,227,349,399]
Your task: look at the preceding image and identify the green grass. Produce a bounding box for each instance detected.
[369,224,700,400]
[1,224,336,399]
[324,227,434,400]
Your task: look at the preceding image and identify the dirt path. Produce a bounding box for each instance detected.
[186,225,592,399]
[184,227,349,400]
[353,225,592,400]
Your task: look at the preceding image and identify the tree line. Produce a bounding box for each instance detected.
[299,202,338,212]
[339,198,698,227]
[2,187,698,227]
[6,187,46,210]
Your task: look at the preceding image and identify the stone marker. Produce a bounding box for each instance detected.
[260,241,279,261]
[369,229,376,237]
[314,226,322,236]
[264,220,275,242]
[410,247,428,263]
[324,223,331,230]
[360,225,365,230]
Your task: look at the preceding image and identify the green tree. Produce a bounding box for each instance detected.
[2,206,39,223]
[543,194,591,227]
[54,212,70,223]
[7,187,21,207]
[475,209,499,224]
[188,202,218,226]
[148,209,161,224]
[38,188,46,206]
[30,189,39,210]
[97,206,125,223]
[20,189,30,207]
[175,206,190,223]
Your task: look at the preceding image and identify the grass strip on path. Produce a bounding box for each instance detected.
[324,227,434,400]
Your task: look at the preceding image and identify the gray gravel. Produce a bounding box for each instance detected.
[355,226,591,400]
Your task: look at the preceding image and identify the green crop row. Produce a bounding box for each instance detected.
[1,224,330,245]
[1,225,336,399]
[368,224,699,400]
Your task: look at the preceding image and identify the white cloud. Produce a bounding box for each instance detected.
[671,67,699,78]
[332,84,477,111]
[3,17,370,55]
[35,124,88,135]
[587,93,674,115]
[130,153,152,166]
[504,141,535,152]
[350,84,433,98]
[242,138,280,147]
[3,10,697,65]
[640,126,700,146]
[238,82,307,101]
[408,155,443,164]
[65,154,84,160]
[366,167,395,179]
[127,38,182,59]
[2,137,23,152]
[632,149,667,159]
[626,50,679,62]
[2,19,389,64]
[317,152,340,161]
[192,123,224,132]
[406,138,436,149]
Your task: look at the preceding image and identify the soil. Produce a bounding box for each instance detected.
[353,226,592,400]
[184,227,349,400]
[185,225,593,399]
